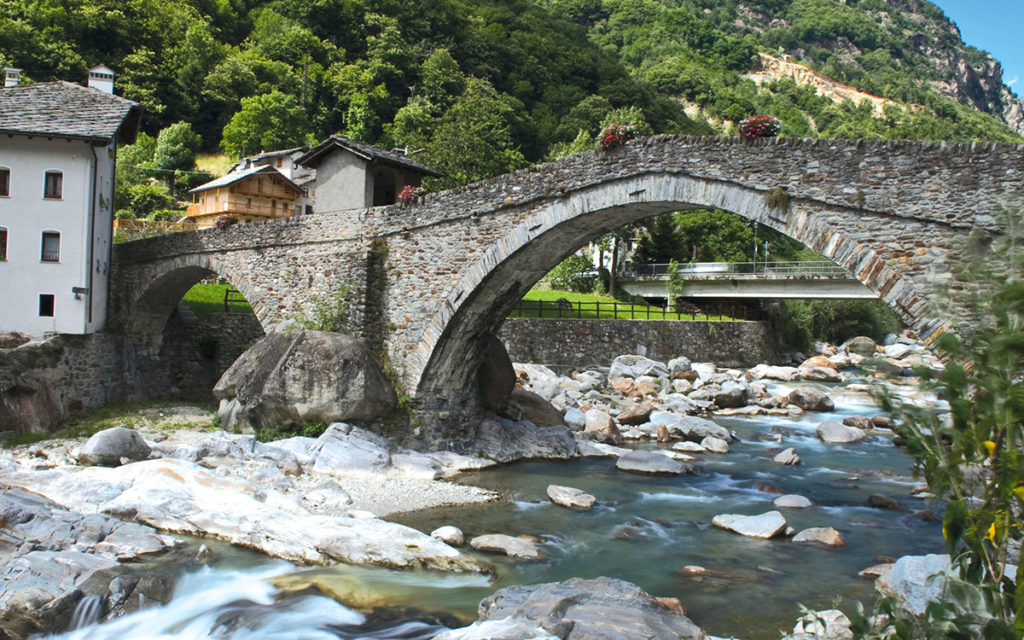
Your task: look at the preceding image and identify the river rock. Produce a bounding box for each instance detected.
[858,563,893,579]
[714,381,749,409]
[477,335,516,410]
[472,418,576,463]
[700,436,729,454]
[390,452,442,480]
[799,366,841,382]
[504,388,566,428]
[469,534,546,561]
[691,362,716,381]
[608,355,669,381]
[773,494,812,508]
[817,420,867,444]
[673,441,706,453]
[575,441,631,458]
[616,450,694,475]
[546,484,596,510]
[867,493,901,510]
[884,343,914,360]
[842,416,873,430]
[785,608,853,640]
[78,427,152,467]
[214,329,396,432]
[618,402,654,426]
[562,407,585,431]
[773,448,801,465]
[312,423,391,474]
[845,336,878,357]
[434,577,708,640]
[665,356,691,376]
[431,526,465,547]
[793,527,844,547]
[876,554,950,617]
[748,364,800,381]
[649,412,732,442]
[711,511,787,538]
[787,388,835,412]
[861,356,904,377]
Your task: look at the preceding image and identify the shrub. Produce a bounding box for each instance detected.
[596,123,637,149]
[738,115,781,138]
[545,253,598,292]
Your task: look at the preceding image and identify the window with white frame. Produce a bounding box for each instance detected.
[41,231,60,262]
[44,171,62,199]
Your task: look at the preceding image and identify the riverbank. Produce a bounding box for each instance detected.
[0,333,944,639]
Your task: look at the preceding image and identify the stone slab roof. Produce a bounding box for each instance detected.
[189,164,303,194]
[0,81,141,144]
[297,135,443,177]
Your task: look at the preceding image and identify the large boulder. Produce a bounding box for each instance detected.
[608,355,669,382]
[472,418,576,463]
[787,387,835,412]
[503,389,565,428]
[214,330,396,432]
[648,412,733,442]
[547,484,596,510]
[714,381,750,409]
[478,336,516,410]
[434,577,708,640]
[78,427,151,467]
[876,554,950,617]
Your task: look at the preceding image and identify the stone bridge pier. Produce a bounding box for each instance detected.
[111,135,1024,443]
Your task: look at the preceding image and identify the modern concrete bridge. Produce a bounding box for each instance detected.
[109,135,1024,435]
[619,261,878,299]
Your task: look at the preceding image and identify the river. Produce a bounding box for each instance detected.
[44,379,943,640]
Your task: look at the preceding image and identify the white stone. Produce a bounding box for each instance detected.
[711,511,787,538]
[546,484,596,510]
[786,609,853,640]
[773,494,813,508]
[816,420,867,444]
[876,554,951,617]
[469,534,546,561]
[792,527,844,547]
[773,448,801,465]
[673,441,706,453]
[430,526,465,547]
[700,436,729,454]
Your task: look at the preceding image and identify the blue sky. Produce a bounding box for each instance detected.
[933,0,1022,97]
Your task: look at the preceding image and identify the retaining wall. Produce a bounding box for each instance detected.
[499,318,778,370]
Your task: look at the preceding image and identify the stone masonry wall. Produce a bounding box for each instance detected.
[499,319,778,370]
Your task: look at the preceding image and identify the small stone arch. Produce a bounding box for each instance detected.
[122,254,270,353]
[409,172,954,400]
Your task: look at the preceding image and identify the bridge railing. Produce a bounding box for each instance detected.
[629,260,849,278]
[508,299,749,321]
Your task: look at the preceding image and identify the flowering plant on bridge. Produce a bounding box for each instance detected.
[597,123,636,149]
[215,214,238,229]
[738,115,780,138]
[398,185,426,204]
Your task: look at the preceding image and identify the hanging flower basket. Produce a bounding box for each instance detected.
[738,115,781,138]
[597,123,636,150]
[398,184,426,205]
[215,214,238,229]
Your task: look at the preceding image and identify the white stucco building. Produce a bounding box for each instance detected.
[0,67,141,337]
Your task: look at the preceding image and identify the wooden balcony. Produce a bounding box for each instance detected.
[186,200,297,220]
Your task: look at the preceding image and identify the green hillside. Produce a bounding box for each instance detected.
[2,0,1020,192]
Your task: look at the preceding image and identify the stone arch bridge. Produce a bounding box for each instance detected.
[111,135,1024,432]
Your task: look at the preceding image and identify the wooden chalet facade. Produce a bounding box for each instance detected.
[185,165,304,229]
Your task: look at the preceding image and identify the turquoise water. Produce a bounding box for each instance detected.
[53,382,943,639]
[389,384,944,638]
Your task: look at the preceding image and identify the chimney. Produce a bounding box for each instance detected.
[87,64,114,94]
[4,67,21,88]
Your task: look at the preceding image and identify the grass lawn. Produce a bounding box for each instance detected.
[195,152,232,177]
[182,283,253,321]
[516,288,740,321]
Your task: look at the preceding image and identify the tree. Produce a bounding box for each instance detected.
[221,91,311,159]
[152,122,201,192]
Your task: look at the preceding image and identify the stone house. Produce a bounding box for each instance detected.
[0,66,141,337]
[296,135,442,212]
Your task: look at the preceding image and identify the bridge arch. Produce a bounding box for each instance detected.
[410,171,949,401]
[120,253,270,353]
